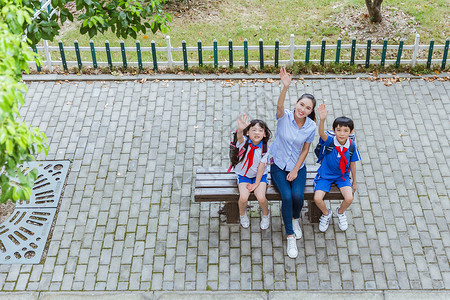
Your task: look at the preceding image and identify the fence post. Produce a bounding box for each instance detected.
[411,34,420,67]
[166,36,173,69]
[259,38,264,69]
[213,39,218,68]
[244,39,248,69]
[105,40,113,71]
[228,39,233,68]
[151,40,158,71]
[90,40,97,69]
[43,39,52,72]
[320,38,326,66]
[275,39,279,68]
[442,39,449,69]
[335,38,341,64]
[395,39,404,68]
[136,40,143,71]
[381,39,388,67]
[365,39,371,68]
[198,40,203,67]
[58,40,67,72]
[32,45,41,72]
[350,38,356,65]
[182,40,188,71]
[289,34,295,66]
[305,39,311,64]
[426,39,434,69]
[74,40,82,71]
[120,40,127,69]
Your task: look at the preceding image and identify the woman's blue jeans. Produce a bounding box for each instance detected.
[270,163,307,236]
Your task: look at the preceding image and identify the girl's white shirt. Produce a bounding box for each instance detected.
[234,136,270,178]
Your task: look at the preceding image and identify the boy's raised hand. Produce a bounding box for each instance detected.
[237,114,248,132]
[318,103,328,121]
[279,67,291,88]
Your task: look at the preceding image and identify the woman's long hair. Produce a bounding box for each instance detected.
[297,93,317,121]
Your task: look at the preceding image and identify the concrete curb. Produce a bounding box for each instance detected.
[1,291,449,300]
[22,72,449,82]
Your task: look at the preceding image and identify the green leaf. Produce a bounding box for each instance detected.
[89,27,96,38]
[80,25,88,34]
[6,139,14,155]
[76,0,84,9]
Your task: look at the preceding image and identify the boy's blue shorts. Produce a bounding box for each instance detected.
[238,174,268,185]
[314,174,351,192]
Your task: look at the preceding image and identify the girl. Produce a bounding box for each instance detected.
[270,67,317,258]
[234,114,272,230]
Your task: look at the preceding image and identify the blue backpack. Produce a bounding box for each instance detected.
[314,130,355,164]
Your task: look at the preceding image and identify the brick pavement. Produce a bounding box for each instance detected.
[0,76,449,292]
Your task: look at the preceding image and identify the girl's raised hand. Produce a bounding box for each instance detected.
[279,67,291,88]
[318,103,328,121]
[237,114,248,131]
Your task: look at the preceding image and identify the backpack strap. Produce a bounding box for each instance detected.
[348,139,355,159]
[228,138,249,173]
[261,141,268,157]
[323,135,335,156]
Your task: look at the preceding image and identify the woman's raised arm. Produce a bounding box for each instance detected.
[277,67,291,119]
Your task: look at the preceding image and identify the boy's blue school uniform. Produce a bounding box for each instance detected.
[314,134,361,192]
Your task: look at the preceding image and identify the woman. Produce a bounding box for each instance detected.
[270,67,317,259]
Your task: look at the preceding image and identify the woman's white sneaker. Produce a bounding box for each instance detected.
[336,207,348,231]
[292,219,302,239]
[287,236,298,258]
[318,210,332,232]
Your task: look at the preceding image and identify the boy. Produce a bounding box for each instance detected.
[314,104,361,232]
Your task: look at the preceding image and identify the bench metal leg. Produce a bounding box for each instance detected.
[218,202,240,224]
[307,200,322,223]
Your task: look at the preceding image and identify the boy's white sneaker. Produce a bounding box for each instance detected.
[240,213,249,228]
[336,207,348,231]
[292,219,302,239]
[260,212,270,230]
[318,210,332,232]
[286,236,298,258]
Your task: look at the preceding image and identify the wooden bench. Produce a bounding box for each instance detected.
[194,167,344,223]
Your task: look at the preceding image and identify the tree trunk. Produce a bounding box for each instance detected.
[365,0,383,23]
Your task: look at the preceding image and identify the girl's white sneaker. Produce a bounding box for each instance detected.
[240,213,249,228]
[260,212,270,230]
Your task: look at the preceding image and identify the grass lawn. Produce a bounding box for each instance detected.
[40,0,449,72]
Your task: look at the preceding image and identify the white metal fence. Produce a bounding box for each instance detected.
[31,34,449,72]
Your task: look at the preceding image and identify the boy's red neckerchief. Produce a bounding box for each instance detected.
[335,139,350,181]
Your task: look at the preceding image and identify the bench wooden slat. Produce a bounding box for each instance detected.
[196,166,319,173]
[195,173,317,181]
[195,179,316,188]
[195,186,342,201]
